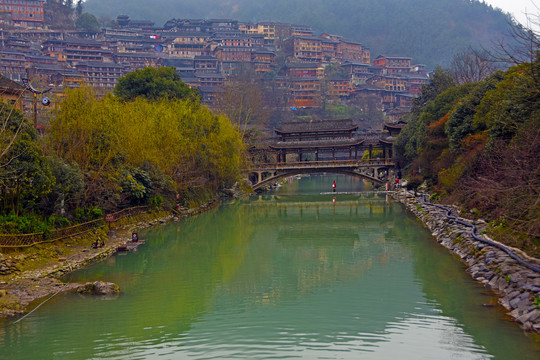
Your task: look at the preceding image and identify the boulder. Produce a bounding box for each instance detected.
[75,281,120,296]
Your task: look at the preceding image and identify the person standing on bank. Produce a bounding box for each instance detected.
[332,180,337,193]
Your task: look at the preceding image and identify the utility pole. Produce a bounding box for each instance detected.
[21,78,52,128]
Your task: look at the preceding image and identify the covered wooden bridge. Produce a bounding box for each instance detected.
[247,119,402,190]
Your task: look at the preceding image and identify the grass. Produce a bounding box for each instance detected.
[0,210,171,280]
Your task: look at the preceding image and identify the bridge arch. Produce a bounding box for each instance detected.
[250,166,390,191]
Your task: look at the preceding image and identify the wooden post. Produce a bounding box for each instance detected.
[105,213,115,235]
[33,93,37,127]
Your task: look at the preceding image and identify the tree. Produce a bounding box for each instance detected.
[406,177,423,196]
[40,157,84,216]
[75,0,83,16]
[457,123,540,245]
[472,62,539,142]
[75,13,99,32]
[445,72,504,152]
[0,105,53,215]
[324,63,347,78]
[0,102,26,168]
[48,86,244,210]
[411,66,456,113]
[482,12,540,92]
[44,0,76,29]
[449,49,497,85]
[47,87,123,207]
[213,65,269,135]
[114,67,200,102]
[346,92,384,129]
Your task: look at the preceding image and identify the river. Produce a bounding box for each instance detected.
[1,175,538,359]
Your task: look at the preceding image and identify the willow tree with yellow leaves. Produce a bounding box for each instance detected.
[47,72,244,211]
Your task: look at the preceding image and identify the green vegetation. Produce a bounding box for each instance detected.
[85,0,514,68]
[114,67,200,102]
[0,105,54,218]
[406,177,423,195]
[0,71,244,235]
[75,13,100,32]
[395,58,540,256]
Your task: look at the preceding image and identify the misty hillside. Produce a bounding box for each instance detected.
[84,0,515,68]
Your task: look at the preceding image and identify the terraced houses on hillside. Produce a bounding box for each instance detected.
[0,12,428,120]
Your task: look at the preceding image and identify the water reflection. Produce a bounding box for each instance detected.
[0,175,538,359]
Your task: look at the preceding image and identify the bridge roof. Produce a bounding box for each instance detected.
[270,138,365,150]
[379,138,395,145]
[275,119,358,134]
[383,121,407,130]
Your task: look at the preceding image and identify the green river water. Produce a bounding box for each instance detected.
[1,175,539,359]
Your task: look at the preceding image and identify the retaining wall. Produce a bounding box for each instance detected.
[394,190,540,333]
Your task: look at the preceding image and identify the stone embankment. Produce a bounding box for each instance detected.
[394,190,540,333]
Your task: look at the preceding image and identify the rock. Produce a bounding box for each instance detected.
[497,277,510,292]
[509,293,530,310]
[517,310,540,324]
[471,271,484,279]
[499,297,511,310]
[483,271,495,281]
[509,308,522,319]
[487,275,499,289]
[506,290,521,301]
[523,284,540,293]
[75,281,120,296]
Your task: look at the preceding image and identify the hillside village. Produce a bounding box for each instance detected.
[1,1,428,125]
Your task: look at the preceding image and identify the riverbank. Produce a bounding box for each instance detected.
[393,189,540,334]
[0,197,226,319]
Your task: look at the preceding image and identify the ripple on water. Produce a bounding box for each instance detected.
[2,180,539,360]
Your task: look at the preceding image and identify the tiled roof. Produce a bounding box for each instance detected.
[277,119,357,133]
[0,75,25,91]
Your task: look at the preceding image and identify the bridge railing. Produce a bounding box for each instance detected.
[249,159,394,171]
